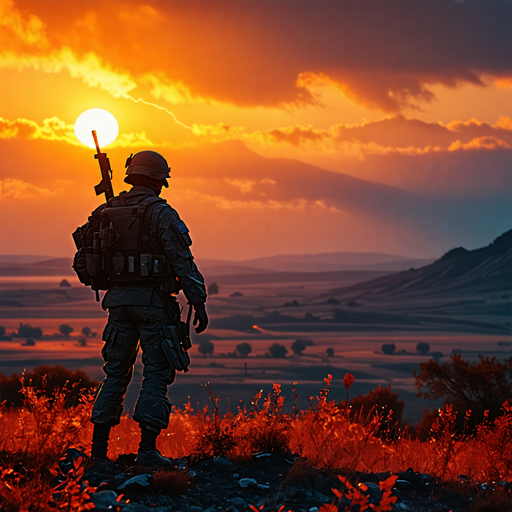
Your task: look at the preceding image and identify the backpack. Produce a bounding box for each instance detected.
[72,195,178,299]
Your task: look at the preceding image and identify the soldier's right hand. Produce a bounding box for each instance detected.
[193,304,208,333]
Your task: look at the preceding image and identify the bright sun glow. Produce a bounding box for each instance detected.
[74,108,119,149]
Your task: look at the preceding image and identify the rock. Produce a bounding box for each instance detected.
[229,498,247,506]
[91,490,119,510]
[239,478,258,488]
[117,473,154,492]
[58,448,87,475]
[210,457,235,472]
[121,504,153,512]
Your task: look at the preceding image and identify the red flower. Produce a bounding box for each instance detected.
[343,373,354,390]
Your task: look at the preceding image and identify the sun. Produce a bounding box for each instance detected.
[74,108,119,149]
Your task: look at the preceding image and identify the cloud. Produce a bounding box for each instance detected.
[0,116,78,144]
[0,116,157,149]
[447,136,510,152]
[0,178,55,199]
[245,116,512,156]
[8,0,512,111]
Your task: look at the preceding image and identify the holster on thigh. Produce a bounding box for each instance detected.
[161,325,190,372]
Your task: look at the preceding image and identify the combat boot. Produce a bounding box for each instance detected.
[135,424,174,468]
[91,423,113,465]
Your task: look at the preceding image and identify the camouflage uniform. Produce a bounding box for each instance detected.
[90,185,207,431]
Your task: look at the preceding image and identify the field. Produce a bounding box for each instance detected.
[1,267,510,423]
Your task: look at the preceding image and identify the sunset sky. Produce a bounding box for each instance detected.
[1,0,511,261]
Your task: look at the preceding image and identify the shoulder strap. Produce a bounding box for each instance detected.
[140,197,166,252]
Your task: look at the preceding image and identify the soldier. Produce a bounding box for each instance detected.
[81,150,207,468]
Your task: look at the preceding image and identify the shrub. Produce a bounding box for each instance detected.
[381,343,396,355]
[208,282,219,295]
[432,351,443,362]
[415,354,512,431]
[0,365,98,408]
[291,338,314,356]
[268,343,288,358]
[348,385,405,436]
[236,342,252,357]
[416,341,430,354]
[59,279,71,287]
[14,323,43,339]
[58,324,74,337]
[198,340,214,357]
[326,347,335,357]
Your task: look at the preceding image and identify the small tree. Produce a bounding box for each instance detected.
[0,326,5,338]
[291,338,314,356]
[382,343,396,355]
[326,347,335,358]
[17,323,43,339]
[416,341,430,354]
[348,385,405,435]
[198,340,214,357]
[59,324,74,337]
[208,282,219,295]
[432,351,443,362]
[82,326,91,337]
[415,354,512,430]
[236,342,252,357]
[59,279,71,287]
[268,343,288,358]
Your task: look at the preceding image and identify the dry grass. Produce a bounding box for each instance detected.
[2,373,512,509]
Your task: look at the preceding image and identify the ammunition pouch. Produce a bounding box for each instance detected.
[161,324,191,372]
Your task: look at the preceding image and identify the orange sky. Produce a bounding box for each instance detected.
[1,0,511,260]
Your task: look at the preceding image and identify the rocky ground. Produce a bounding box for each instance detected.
[50,448,512,512]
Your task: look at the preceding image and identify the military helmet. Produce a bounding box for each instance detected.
[125,151,170,187]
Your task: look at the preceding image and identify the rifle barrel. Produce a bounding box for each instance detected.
[92,130,101,154]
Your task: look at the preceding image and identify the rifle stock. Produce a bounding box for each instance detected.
[92,130,114,201]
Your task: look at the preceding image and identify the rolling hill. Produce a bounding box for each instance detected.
[321,229,512,300]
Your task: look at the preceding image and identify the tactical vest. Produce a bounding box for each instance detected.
[73,194,185,297]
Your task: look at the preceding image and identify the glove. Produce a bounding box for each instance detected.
[193,304,208,334]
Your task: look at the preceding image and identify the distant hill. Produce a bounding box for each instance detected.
[199,252,434,275]
[0,258,73,276]
[0,252,433,277]
[321,230,512,299]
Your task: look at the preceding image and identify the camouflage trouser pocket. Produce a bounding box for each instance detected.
[140,329,166,366]
[101,323,118,361]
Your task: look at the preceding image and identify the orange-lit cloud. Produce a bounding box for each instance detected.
[0,178,55,199]
[0,116,156,148]
[6,0,512,112]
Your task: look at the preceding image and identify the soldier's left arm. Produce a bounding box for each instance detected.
[154,205,207,306]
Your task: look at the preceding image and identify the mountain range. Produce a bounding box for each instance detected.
[321,229,512,299]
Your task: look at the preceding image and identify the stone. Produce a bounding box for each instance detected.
[58,448,87,475]
[210,457,235,471]
[91,490,119,510]
[239,478,258,488]
[229,497,247,506]
[117,473,154,492]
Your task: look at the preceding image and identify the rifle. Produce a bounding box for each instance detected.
[92,130,114,201]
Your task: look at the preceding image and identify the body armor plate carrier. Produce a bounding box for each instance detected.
[73,195,182,296]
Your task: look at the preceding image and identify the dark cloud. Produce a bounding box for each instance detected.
[15,0,512,110]
[264,116,512,149]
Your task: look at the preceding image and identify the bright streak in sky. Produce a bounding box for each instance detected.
[74,108,119,148]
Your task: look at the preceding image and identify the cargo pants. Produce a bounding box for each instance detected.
[90,304,177,430]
